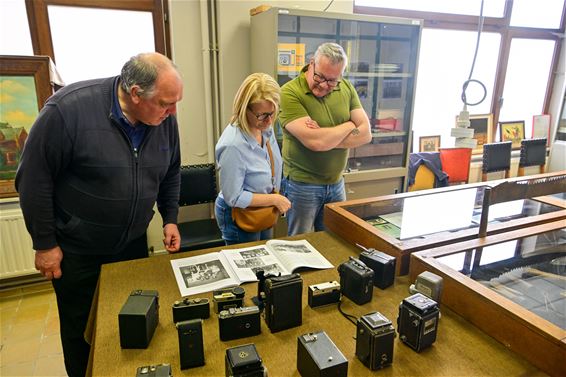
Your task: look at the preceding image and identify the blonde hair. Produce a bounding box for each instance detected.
[230,73,280,135]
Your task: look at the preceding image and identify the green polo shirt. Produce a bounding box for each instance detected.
[279,65,362,184]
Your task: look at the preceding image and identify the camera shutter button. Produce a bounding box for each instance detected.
[193,298,201,303]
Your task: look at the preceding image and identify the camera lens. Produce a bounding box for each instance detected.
[232,286,245,298]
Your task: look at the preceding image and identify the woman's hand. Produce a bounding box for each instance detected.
[272,193,291,214]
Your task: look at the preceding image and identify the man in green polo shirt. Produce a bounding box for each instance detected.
[279,42,372,236]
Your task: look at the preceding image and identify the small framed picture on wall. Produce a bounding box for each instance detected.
[419,135,441,152]
[499,121,525,149]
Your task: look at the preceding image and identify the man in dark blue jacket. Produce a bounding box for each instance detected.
[16,52,183,377]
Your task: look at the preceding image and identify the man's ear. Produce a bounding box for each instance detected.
[131,86,142,104]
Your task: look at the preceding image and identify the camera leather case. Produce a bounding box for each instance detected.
[297,331,348,377]
[264,273,303,332]
[225,343,265,377]
[119,289,159,349]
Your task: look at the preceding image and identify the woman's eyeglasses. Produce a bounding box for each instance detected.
[248,109,275,121]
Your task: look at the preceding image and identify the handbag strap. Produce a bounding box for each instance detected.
[265,139,277,194]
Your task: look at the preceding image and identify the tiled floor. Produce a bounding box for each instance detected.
[0,282,66,376]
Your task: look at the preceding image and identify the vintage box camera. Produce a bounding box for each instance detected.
[308,281,341,308]
[355,312,395,370]
[135,364,172,377]
[297,331,348,377]
[409,271,444,302]
[225,343,266,377]
[218,306,261,341]
[119,289,159,349]
[172,297,210,323]
[264,273,303,332]
[359,248,396,289]
[213,286,245,313]
[177,318,205,369]
[397,293,440,352]
[338,257,374,305]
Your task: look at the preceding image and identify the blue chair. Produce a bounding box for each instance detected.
[518,138,546,176]
[481,142,512,182]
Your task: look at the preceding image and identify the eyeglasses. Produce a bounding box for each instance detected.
[312,62,341,87]
[248,109,275,122]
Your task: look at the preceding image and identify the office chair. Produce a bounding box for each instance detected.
[518,138,547,177]
[481,141,512,182]
[439,147,472,185]
[177,163,224,251]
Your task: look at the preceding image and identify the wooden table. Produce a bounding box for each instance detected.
[90,231,546,376]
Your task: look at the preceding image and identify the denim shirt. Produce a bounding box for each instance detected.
[216,124,282,208]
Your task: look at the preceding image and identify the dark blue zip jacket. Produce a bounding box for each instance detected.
[16,76,180,254]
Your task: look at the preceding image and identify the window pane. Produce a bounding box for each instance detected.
[498,39,555,139]
[48,5,155,84]
[354,0,505,17]
[0,0,33,55]
[510,0,564,29]
[412,29,500,151]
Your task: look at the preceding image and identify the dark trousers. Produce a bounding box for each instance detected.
[52,235,148,377]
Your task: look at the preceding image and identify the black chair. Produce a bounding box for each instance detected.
[518,138,547,176]
[178,164,224,251]
[481,141,512,182]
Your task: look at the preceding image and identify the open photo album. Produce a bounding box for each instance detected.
[170,239,333,296]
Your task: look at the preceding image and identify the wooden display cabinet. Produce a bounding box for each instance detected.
[324,172,566,275]
[409,220,566,377]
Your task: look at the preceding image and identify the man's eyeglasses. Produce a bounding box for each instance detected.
[248,109,275,122]
[312,63,341,87]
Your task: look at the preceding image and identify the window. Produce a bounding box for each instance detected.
[13,0,169,84]
[0,0,33,55]
[355,1,565,151]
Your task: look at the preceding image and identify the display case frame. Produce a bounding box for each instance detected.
[409,220,566,377]
[324,172,566,275]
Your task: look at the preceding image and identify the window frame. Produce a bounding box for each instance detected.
[354,0,565,140]
[24,0,171,62]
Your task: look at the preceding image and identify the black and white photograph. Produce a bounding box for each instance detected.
[251,263,283,276]
[269,243,312,254]
[234,257,266,269]
[179,260,230,288]
[239,247,270,259]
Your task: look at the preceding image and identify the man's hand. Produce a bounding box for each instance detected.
[35,247,63,280]
[163,223,181,253]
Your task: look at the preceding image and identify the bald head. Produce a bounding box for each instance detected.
[120,52,180,99]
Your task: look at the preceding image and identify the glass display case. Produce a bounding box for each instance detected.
[409,220,566,377]
[324,172,566,274]
[251,7,422,197]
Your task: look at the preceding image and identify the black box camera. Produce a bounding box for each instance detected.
[119,289,159,349]
[297,331,348,377]
[308,281,341,308]
[264,273,303,332]
[135,364,171,377]
[338,257,374,305]
[218,306,261,341]
[213,286,245,313]
[177,319,205,369]
[359,248,396,289]
[397,293,440,352]
[172,297,210,323]
[356,312,395,370]
[225,343,266,377]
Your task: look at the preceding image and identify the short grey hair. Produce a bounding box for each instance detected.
[120,53,177,98]
[314,43,348,70]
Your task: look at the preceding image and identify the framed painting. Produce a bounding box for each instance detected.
[499,120,525,149]
[0,55,52,198]
[468,114,493,154]
[419,135,441,152]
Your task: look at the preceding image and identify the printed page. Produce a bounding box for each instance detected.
[221,244,291,282]
[266,239,333,272]
[170,252,240,297]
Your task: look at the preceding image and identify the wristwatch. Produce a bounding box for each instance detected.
[350,127,360,136]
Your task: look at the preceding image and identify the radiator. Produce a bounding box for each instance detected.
[0,207,36,279]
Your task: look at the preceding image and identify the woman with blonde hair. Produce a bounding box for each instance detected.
[215,73,291,244]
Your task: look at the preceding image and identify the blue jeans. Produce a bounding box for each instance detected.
[215,196,273,245]
[281,177,346,236]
